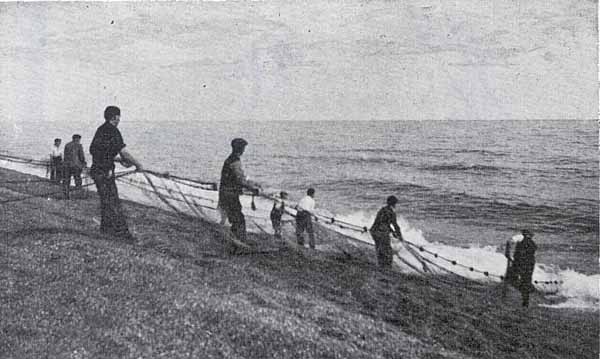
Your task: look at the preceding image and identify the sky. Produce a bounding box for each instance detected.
[0,0,597,123]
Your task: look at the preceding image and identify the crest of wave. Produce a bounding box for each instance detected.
[333,211,599,310]
[542,270,600,310]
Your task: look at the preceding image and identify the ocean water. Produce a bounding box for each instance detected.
[1,119,598,307]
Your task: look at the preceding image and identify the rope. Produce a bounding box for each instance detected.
[139,171,198,217]
[403,242,431,273]
[142,169,217,190]
[118,176,218,203]
[0,180,94,204]
[256,193,564,286]
[1,155,564,288]
[0,153,49,167]
[171,178,206,218]
[116,176,217,211]
[0,169,136,205]
[117,176,270,223]
[261,193,493,276]
[0,179,53,184]
[136,171,281,254]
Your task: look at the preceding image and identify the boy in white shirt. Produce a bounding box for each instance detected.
[296,188,316,249]
[49,138,63,182]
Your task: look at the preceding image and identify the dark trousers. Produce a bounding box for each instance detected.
[92,170,129,236]
[63,165,83,198]
[371,231,393,268]
[295,211,315,248]
[50,157,62,182]
[516,264,535,307]
[220,193,247,242]
[271,217,282,239]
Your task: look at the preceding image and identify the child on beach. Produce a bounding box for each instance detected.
[270,191,288,240]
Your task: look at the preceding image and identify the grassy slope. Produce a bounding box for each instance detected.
[0,168,597,359]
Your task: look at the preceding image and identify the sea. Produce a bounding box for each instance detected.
[1,119,598,308]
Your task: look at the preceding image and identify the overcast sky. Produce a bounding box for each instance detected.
[0,0,597,123]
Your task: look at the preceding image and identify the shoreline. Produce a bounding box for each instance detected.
[0,167,597,358]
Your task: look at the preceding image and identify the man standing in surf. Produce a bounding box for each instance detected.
[89,106,143,241]
[370,196,403,268]
[218,138,261,246]
[510,229,537,307]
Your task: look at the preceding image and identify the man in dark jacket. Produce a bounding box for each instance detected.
[370,196,403,268]
[90,106,142,241]
[218,138,260,243]
[512,229,537,307]
[62,134,87,198]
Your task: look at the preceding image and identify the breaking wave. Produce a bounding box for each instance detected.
[332,210,600,310]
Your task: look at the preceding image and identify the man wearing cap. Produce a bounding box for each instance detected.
[89,106,143,241]
[510,229,537,307]
[218,138,261,244]
[370,196,403,268]
[62,134,87,199]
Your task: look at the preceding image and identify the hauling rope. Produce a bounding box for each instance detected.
[0,169,136,205]
[1,140,563,302]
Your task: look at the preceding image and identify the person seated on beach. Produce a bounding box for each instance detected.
[507,229,537,307]
[62,134,87,199]
[49,138,63,182]
[270,191,288,240]
[295,188,316,249]
[218,138,261,244]
[90,106,143,242]
[369,196,403,269]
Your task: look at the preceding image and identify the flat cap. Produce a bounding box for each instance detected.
[231,138,248,149]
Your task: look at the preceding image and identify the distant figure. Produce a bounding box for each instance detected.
[370,196,403,268]
[510,229,538,307]
[90,106,143,241]
[218,138,261,244]
[62,134,87,199]
[49,138,63,182]
[270,191,288,240]
[296,188,316,249]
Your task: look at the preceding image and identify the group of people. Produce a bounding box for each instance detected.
[48,106,145,241]
[85,105,536,307]
[80,106,398,256]
[48,134,87,199]
[216,136,408,266]
[216,137,317,250]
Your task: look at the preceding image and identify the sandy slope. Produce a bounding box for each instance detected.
[0,167,597,359]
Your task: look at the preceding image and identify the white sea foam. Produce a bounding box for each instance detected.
[3,158,597,310]
[334,210,600,310]
[542,270,600,310]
